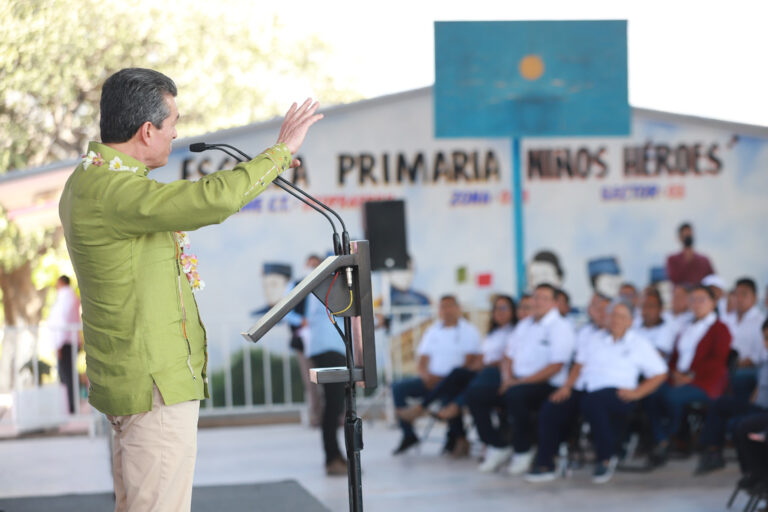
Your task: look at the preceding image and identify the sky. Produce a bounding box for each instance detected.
[277,0,767,127]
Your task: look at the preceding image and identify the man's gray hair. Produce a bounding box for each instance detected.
[609,297,635,317]
[100,68,177,143]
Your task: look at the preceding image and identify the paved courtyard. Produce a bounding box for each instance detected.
[0,418,748,511]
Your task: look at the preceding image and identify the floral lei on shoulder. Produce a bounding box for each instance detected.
[175,231,205,292]
[81,151,139,173]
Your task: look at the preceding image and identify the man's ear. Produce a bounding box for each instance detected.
[137,121,154,145]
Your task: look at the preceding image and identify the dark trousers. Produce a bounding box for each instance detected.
[535,390,582,469]
[464,368,506,448]
[699,395,766,448]
[310,351,346,465]
[505,383,554,453]
[734,413,768,478]
[730,367,758,403]
[421,367,478,408]
[645,383,710,444]
[58,344,76,414]
[581,388,634,462]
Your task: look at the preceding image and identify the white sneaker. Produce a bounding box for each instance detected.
[592,456,618,484]
[507,450,534,475]
[478,446,512,473]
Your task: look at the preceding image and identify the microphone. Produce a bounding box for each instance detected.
[190,142,347,254]
[188,142,209,153]
[192,142,348,237]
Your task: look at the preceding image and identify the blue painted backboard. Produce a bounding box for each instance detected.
[434,20,630,138]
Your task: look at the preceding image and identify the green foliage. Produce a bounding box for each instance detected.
[206,348,304,408]
[0,0,360,174]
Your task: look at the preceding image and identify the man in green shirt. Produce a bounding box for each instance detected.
[59,68,322,512]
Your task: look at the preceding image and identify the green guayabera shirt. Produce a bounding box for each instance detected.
[59,141,292,416]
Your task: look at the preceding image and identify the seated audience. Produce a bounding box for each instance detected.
[572,301,666,484]
[619,282,642,327]
[391,295,481,455]
[702,274,729,319]
[397,295,518,457]
[635,287,677,360]
[726,278,767,402]
[695,318,768,475]
[467,284,575,475]
[663,284,694,340]
[645,285,732,465]
[525,292,611,482]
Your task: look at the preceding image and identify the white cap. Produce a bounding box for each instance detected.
[701,274,726,290]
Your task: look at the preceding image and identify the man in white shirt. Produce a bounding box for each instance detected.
[468,284,575,475]
[663,284,694,341]
[575,302,667,483]
[636,287,677,360]
[47,275,81,414]
[526,292,610,481]
[728,278,767,401]
[391,295,481,455]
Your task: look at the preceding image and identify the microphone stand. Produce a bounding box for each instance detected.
[191,143,365,512]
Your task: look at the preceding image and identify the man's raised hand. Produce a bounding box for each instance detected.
[277,98,323,167]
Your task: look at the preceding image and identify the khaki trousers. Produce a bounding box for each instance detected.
[107,385,200,512]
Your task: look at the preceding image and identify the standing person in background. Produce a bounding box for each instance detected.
[290,254,323,428]
[666,222,715,287]
[48,275,81,414]
[59,67,323,510]
[288,290,349,476]
[727,278,767,402]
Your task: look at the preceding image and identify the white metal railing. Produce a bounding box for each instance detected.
[1,306,483,435]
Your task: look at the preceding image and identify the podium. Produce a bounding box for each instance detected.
[242,239,376,512]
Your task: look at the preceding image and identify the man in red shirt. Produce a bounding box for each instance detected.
[666,223,715,287]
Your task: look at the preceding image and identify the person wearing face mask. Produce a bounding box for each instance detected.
[645,285,732,466]
[666,222,715,288]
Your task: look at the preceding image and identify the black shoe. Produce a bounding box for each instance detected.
[694,451,725,476]
[648,441,669,468]
[441,436,456,455]
[737,473,761,491]
[392,434,419,455]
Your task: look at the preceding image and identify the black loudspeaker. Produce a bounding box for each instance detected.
[362,200,408,271]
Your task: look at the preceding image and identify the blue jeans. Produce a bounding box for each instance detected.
[645,383,710,444]
[392,377,428,438]
[534,390,582,469]
[392,375,467,440]
[581,388,634,462]
[421,367,479,408]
